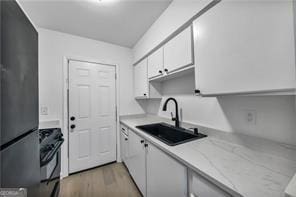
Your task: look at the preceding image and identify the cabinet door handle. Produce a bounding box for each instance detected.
[70,124,76,129]
[158,70,162,74]
[144,143,148,147]
[143,93,147,96]
[70,116,75,121]
[140,140,144,144]
[195,89,202,96]
[164,68,168,72]
[195,89,201,94]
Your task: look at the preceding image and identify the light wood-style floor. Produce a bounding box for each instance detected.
[60,162,142,197]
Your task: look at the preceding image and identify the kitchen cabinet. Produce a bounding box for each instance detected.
[194,1,296,95]
[164,26,194,74]
[134,58,162,99]
[120,125,129,163]
[134,58,149,98]
[127,130,146,195]
[189,170,232,197]
[146,142,187,197]
[148,47,164,79]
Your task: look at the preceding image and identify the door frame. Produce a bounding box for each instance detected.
[62,56,120,178]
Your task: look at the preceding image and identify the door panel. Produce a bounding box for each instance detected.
[97,85,111,116]
[78,130,90,159]
[78,85,90,118]
[69,60,116,173]
[97,126,111,154]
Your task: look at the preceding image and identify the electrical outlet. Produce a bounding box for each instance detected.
[40,106,48,115]
[244,109,256,125]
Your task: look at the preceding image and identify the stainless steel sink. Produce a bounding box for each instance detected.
[136,123,207,146]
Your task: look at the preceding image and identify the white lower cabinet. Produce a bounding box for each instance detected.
[146,142,187,197]
[189,170,232,197]
[127,129,146,195]
[124,129,231,197]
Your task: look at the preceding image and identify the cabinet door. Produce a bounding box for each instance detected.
[189,171,231,197]
[134,58,149,98]
[127,130,146,195]
[148,47,164,79]
[164,26,194,73]
[194,1,295,95]
[146,143,187,197]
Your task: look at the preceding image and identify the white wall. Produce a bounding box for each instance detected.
[38,28,145,176]
[132,0,211,63]
[38,28,144,122]
[146,74,296,145]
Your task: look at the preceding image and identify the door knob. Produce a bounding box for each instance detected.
[70,124,76,129]
[70,116,75,121]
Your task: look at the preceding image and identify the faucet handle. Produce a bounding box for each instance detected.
[189,128,199,135]
[170,112,176,121]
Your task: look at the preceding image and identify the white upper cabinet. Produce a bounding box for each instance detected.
[134,58,149,98]
[194,1,296,95]
[148,47,164,79]
[164,26,194,74]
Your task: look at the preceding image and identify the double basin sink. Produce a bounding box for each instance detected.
[136,123,207,146]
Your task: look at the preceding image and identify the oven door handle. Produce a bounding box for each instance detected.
[41,139,64,167]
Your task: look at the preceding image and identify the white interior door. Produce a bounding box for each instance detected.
[69,60,116,173]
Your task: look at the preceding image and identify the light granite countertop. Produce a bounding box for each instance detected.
[120,115,296,197]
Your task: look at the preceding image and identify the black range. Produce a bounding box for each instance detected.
[39,128,64,197]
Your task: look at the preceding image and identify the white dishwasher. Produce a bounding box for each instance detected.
[120,124,129,164]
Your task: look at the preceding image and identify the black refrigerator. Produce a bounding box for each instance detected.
[0,0,40,196]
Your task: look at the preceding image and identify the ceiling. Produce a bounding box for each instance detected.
[19,0,171,48]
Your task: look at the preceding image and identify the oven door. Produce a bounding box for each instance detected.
[40,149,61,197]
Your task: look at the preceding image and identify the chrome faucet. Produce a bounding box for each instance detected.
[162,97,180,128]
